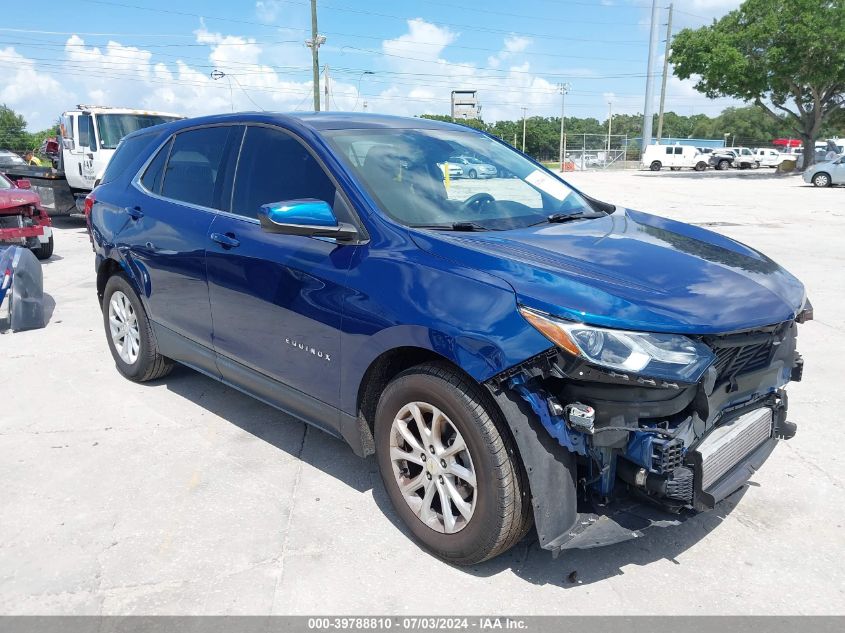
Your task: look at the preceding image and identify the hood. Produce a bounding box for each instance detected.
[0,188,40,214]
[410,209,805,334]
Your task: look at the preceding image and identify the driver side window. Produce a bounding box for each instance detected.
[231,126,338,220]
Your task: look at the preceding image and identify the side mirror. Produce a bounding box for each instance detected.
[258,199,358,242]
[62,138,75,151]
[16,179,31,190]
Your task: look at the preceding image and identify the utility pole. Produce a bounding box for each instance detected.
[656,2,674,144]
[324,64,330,111]
[305,0,324,111]
[521,107,528,153]
[607,101,613,155]
[558,83,570,172]
[641,0,660,150]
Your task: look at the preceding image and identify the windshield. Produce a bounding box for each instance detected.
[96,114,181,149]
[0,152,26,166]
[322,127,595,230]
[0,174,12,190]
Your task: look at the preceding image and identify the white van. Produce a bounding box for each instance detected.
[642,144,708,171]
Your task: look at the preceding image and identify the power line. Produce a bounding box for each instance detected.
[78,0,651,45]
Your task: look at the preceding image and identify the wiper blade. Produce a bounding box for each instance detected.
[531,211,603,226]
[410,222,498,232]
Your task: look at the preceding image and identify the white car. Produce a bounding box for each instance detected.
[642,144,708,171]
[753,148,783,167]
[724,147,759,168]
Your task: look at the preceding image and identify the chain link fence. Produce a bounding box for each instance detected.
[551,134,639,171]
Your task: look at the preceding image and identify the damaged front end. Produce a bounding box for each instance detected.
[487,304,810,555]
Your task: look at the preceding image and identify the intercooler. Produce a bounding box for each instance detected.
[694,407,774,496]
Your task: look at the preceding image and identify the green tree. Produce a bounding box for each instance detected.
[0,104,30,151]
[670,0,845,167]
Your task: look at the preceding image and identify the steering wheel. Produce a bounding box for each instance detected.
[461,192,496,214]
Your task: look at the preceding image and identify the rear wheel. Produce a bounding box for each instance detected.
[812,172,831,187]
[649,161,661,171]
[33,235,54,260]
[375,363,531,565]
[467,169,477,179]
[102,273,174,382]
[717,159,730,170]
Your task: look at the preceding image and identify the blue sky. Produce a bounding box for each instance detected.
[1,0,744,130]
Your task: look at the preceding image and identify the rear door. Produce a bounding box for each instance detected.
[205,124,358,413]
[127,124,242,356]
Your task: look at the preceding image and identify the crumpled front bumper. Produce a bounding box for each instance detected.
[488,318,803,554]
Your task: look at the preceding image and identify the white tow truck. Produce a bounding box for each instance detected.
[4,105,182,215]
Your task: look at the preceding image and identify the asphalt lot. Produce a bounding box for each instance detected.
[1,169,843,615]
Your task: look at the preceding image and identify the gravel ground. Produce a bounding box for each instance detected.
[1,169,843,615]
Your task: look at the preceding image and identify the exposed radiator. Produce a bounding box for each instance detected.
[697,408,773,491]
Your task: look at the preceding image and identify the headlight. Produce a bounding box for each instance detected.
[519,306,715,383]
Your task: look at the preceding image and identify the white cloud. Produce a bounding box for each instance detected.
[255,0,283,23]
[1,16,738,131]
[0,47,68,131]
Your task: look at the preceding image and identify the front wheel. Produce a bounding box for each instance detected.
[102,273,174,382]
[717,159,730,170]
[812,172,831,187]
[694,161,707,172]
[375,363,531,565]
[33,235,54,260]
[649,161,661,171]
[467,169,477,179]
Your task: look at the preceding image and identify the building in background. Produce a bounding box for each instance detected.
[450,90,480,120]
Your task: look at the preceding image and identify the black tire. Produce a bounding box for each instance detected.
[812,172,831,187]
[694,161,707,172]
[102,273,174,382]
[649,161,661,171]
[468,169,477,179]
[32,235,54,260]
[375,363,531,565]
[717,159,730,170]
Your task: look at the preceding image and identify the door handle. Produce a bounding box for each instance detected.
[210,232,240,248]
[125,206,144,220]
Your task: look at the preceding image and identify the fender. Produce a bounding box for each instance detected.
[488,385,578,552]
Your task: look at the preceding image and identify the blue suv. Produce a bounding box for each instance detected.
[90,113,810,564]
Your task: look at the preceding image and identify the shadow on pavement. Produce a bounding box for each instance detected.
[149,363,746,587]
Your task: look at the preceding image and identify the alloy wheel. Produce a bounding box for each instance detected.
[389,401,477,534]
[108,290,141,364]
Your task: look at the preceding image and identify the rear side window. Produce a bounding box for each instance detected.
[100,133,157,185]
[674,147,683,155]
[665,147,672,155]
[231,126,336,219]
[140,138,172,194]
[161,126,240,210]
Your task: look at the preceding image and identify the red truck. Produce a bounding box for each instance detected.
[0,172,54,259]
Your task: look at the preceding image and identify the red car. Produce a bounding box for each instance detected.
[0,172,54,259]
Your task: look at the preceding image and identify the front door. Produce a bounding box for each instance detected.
[832,157,845,184]
[206,125,358,412]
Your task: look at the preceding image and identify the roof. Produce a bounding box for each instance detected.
[139,111,465,133]
[65,106,184,118]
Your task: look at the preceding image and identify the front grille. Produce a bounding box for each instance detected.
[712,341,773,383]
[697,408,773,490]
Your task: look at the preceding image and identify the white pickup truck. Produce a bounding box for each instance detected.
[4,105,182,215]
